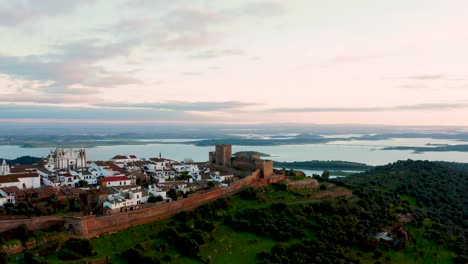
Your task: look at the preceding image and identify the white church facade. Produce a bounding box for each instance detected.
[45,147,87,171]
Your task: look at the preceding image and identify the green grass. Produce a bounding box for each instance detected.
[401,195,417,207]
[15,183,459,264]
[5,239,21,246]
[199,225,276,264]
[330,170,359,176]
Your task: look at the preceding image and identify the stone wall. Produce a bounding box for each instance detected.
[0,215,65,233]
[0,169,279,239]
[77,169,263,238]
[287,179,319,190]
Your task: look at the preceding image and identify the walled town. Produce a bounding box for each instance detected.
[0,145,284,237]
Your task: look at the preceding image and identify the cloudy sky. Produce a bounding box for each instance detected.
[0,0,467,126]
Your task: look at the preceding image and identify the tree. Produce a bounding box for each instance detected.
[321,170,331,181]
[207,181,215,189]
[167,189,178,201]
[0,251,8,264]
[148,195,164,203]
[75,180,88,188]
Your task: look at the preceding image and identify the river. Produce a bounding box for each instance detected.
[0,137,468,166]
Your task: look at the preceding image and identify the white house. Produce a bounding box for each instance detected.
[172,163,201,180]
[111,155,140,163]
[0,173,41,189]
[99,176,132,188]
[88,161,114,177]
[58,171,79,187]
[103,186,149,214]
[148,185,167,200]
[0,187,16,206]
[78,171,99,185]
[42,176,61,187]
[211,173,234,183]
[147,158,170,171]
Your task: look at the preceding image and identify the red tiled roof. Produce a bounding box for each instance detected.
[0,186,22,194]
[0,173,39,183]
[111,155,128,160]
[129,155,137,159]
[108,163,129,175]
[99,176,130,183]
[150,158,167,162]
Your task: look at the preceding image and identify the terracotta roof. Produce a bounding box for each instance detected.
[0,186,22,194]
[111,155,128,160]
[0,173,39,184]
[100,176,130,183]
[108,163,129,175]
[149,158,167,162]
[129,155,137,159]
[130,161,147,167]
[9,165,38,174]
[94,161,111,166]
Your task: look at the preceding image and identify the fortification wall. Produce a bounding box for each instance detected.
[79,169,262,238]
[0,169,274,238]
[0,215,65,233]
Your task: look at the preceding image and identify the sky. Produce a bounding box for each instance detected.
[0,0,467,126]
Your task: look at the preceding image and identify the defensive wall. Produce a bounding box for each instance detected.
[0,215,66,233]
[0,170,285,238]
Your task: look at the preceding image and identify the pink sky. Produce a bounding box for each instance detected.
[0,0,467,126]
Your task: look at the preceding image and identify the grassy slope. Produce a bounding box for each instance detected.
[37,188,330,264]
[12,160,465,263]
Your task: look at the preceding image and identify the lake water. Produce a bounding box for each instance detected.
[0,137,467,166]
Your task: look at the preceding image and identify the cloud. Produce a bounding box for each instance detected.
[181,71,202,76]
[405,74,445,80]
[0,0,92,26]
[331,55,379,63]
[0,104,198,121]
[0,39,140,104]
[264,103,468,113]
[115,2,285,51]
[96,101,256,111]
[229,1,285,17]
[189,49,246,60]
[400,84,430,89]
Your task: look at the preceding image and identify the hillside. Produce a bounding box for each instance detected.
[0,156,43,165]
[5,160,468,263]
[275,160,373,171]
[341,160,468,263]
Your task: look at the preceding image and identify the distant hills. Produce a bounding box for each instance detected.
[275,160,373,171]
[0,156,43,165]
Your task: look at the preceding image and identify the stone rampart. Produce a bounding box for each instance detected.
[0,215,65,233]
[78,169,263,238]
[0,169,279,238]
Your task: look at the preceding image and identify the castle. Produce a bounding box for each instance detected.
[209,144,232,167]
[209,144,274,178]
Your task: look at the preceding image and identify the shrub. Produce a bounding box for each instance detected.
[240,188,257,200]
[271,182,287,192]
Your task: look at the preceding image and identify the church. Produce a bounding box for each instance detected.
[45,147,87,171]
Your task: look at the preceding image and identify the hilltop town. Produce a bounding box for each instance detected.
[0,145,278,218]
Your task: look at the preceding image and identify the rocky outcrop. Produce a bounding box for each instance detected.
[2,240,25,255]
[286,178,319,190]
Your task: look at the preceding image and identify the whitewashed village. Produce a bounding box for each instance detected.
[0,145,275,216]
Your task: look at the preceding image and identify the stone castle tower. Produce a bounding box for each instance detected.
[210,144,232,168]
